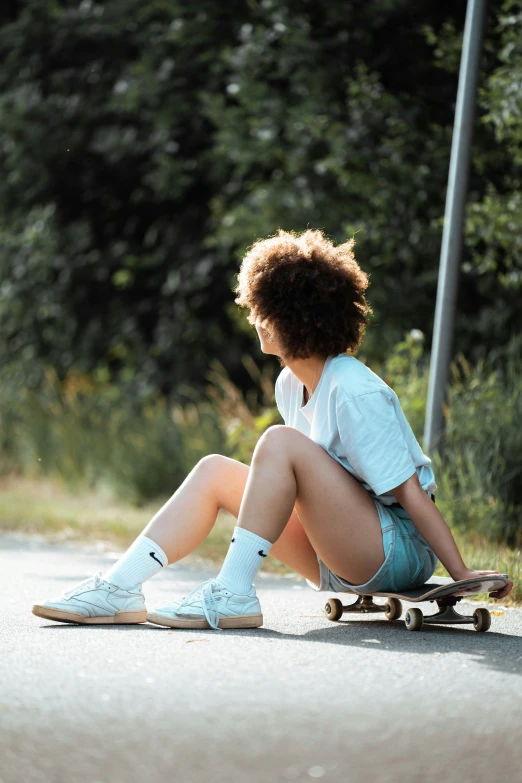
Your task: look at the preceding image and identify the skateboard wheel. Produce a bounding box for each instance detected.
[473,608,491,632]
[384,598,402,621]
[324,598,344,621]
[405,608,423,631]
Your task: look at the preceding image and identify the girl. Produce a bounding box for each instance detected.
[32,229,512,629]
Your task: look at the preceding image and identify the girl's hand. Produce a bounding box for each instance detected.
[453,568,513,599]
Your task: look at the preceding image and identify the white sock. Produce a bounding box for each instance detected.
[216,526,273,594]
[105,535,168,589]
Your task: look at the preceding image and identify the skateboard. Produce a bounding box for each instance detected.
[323,575,510,632]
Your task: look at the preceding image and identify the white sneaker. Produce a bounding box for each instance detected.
[147,578,263,630]
[32,571,147,625]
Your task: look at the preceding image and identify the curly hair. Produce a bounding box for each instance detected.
[233,228,373,362]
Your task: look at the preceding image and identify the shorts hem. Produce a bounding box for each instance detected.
[306,541,397,594]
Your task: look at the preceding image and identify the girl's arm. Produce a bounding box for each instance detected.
[393,475,513,599]
[392,474,469,579]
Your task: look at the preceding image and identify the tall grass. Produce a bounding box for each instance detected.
[0,367,225,504]
[0,356,280,504]
[0,335,521,551]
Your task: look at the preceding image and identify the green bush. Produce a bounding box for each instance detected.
[368,334,522,548]
[1,2,521,398]
[439,346,522,547]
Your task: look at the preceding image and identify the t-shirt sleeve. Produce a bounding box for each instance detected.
[274,372,286,423]
[336,390,416,496]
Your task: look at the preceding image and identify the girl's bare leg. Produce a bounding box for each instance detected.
[143,424,385,586]
[236,425,384,585]
[141,453,321,584]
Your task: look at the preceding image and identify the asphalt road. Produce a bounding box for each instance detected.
[1,533,521,783]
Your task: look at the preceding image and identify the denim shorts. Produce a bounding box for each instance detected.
[306,495,439,594]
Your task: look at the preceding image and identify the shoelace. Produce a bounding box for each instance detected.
[62,571,105,599]
[176,578,224,631]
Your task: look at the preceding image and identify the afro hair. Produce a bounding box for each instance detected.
[233,228,373,362]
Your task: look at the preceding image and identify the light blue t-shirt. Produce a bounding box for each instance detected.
[274,353,437,506]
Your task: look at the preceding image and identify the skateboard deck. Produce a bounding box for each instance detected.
[323,575,509,632]
[352,574,509,601]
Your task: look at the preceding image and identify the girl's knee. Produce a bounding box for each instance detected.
[195,454,227,475]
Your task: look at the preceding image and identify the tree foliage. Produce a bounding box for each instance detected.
[0,0,520,395]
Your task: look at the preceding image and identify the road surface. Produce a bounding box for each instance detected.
[1,533,521,783]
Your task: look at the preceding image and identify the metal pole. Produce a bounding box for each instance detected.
[423,0,488,455]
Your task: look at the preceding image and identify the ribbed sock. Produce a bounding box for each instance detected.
[216,526,273,594]
[104,535,168,589]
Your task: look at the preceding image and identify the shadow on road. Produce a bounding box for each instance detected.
[36,612,522,678]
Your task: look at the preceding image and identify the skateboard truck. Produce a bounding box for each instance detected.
[416,597,478,626]
[324,594,492,631]
[338,595,384,614]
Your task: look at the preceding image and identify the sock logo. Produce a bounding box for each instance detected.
[231,537,235,542]
[149,552,164,567]
[258,550,267,558]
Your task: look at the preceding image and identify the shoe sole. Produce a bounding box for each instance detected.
[32,606,148,625]
[146,612,263,629]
